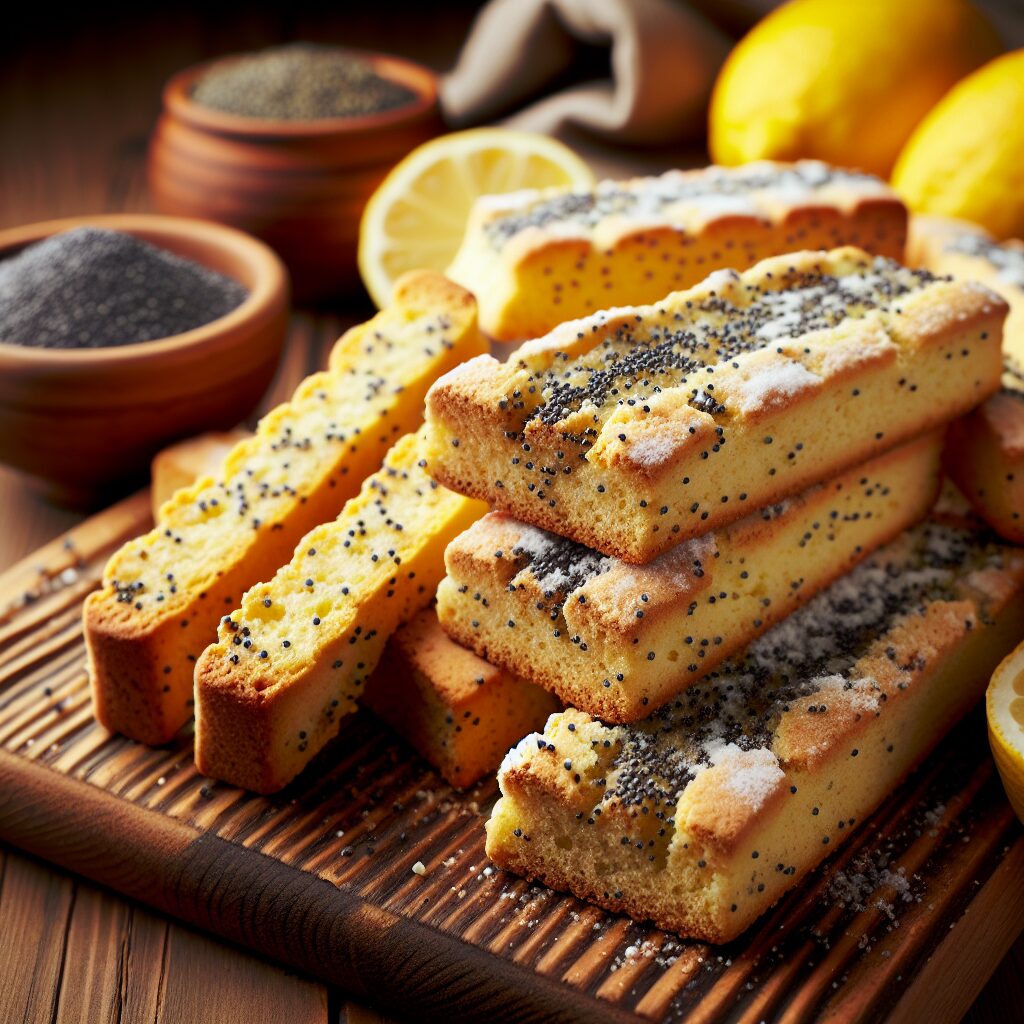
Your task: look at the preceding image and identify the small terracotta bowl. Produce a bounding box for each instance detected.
[147,50,442,301]
[0,214,289,502]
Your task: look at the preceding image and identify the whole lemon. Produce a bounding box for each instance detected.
[709,0,1000,177]
[892,50,1024,239]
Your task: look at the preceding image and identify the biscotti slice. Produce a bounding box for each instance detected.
[85,272,486,745]
[909,216,1024,541]
[151,429,250,521]
[486,508,1024,942]
[438,433,942,722]
[428,247,1005,562]
[193,429,487,793]
[362,609,560,789]
[448,160,907,340]
[945,376,1024,543]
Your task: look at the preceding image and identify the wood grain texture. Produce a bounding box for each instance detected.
[0,498,1021,1023]
[888,843,1024,1024]
[52,887,167,1024]
[0,844,335,1024]
[160,925,326,1024]
[0,851,75,1024]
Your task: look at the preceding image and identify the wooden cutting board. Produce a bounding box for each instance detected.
[0,492,1022,1024]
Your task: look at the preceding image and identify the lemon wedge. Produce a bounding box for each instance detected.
[358,128,594,308]
[988,640,1024,823]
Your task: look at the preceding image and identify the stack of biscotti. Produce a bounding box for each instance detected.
[153,434,560,792]
[486,502,1024,942]
[909,216,1024,542]
[350,163,911,788]
[84,272,487,745]
[425,242,1011,940]
[138,420,544,792]
[191,445,552,792]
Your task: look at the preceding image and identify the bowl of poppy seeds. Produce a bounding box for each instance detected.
[148,43,442,301]
[0,214,289,500]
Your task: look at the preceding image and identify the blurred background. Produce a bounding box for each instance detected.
[3,0,1019,233]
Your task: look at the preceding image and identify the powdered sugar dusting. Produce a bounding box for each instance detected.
[733,359,822,413]
[625,431,680,468]
[705,742,784,809]
[499,731,545,777]
[819,328,897,376]
[815,673,882,714]
[483,161,894,247]
[625,418,705,469]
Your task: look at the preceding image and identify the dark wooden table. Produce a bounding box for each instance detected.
[1,6,1021,1021]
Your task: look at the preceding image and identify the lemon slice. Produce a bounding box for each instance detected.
[988,640,1024,822]
[358,128,595,308]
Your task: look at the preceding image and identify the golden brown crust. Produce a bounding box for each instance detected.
[485,514,1024,942]
[362,609,559,789]
[428,248,1005,563]
[437,434,943,721]
[85,275,487,745]
[389,608,505,706]
[447,161,906,340]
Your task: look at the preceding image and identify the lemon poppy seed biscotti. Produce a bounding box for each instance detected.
[362,609,560,789]
[427,247,1006,563]
[485,505,1024,943]
[447,160,907,340]
[85,273,487,745]
[438,432,943,723]
[909,216,1024,542]
[193,429,488,794]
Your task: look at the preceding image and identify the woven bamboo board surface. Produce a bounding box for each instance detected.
[0,491,1022,1024]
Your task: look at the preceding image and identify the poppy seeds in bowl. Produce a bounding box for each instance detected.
[0,226,249,349]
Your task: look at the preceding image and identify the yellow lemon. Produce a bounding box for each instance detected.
[893,50,1024,240]
[709,0,1000,177]
[988,640,1024,823]
[358,128,594,308]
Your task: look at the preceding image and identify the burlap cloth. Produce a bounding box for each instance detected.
[440,0,781,145]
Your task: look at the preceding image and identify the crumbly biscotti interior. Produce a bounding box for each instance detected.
[945,377,1024,543]
[150,429,249,522]
[193,429,487,793]
[363,608,560,789]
